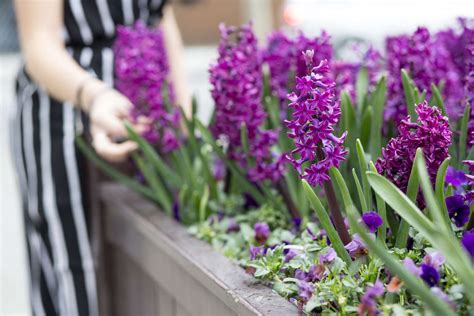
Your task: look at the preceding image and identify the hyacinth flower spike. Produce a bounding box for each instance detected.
[287,50,351,244]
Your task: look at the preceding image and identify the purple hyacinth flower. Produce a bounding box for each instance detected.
[361,211,384,232]
[445,195,470,227]
[286,55,348,187]
[420,264,440,287]
[376,102,452,207]
[358,280,384,316]
[114,21,180,152]
[254,222,270,244]
[344,234,367,258]
[319,247,336,264]
[403,258,422,276]
[210,23,285,183]
[461,230,474,259]
[298,281,314,303]
[445,166,467,187]
[284,249,298,263]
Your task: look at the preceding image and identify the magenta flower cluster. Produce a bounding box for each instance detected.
[376,102,452,198]
[263,31,332,111]
[286,53,348,186]
[210,23,285,183]
[114,21,180,152]
[385,27,464,122]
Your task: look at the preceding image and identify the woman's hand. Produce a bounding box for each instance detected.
[89,89,140,163]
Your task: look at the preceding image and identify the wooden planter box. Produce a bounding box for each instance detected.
[97,183,298,316]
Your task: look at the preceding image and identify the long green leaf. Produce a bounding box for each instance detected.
[347,210,456,316]
[370,76,386,159]
[356,139,371,210]
[395,149,421,248]
[366,172,434,237]
[124,121,182,188]
[195,119,266,204]
[401,69,416,120]
[356,66,369,114]
[459,104,471,166]
[302,181,352,265]
[360,106,372,149]
[352,169,368,212]
[75,136,159,203]
[368,162,387,247]
[132,152,172,215]
[429,84,447,116]
[435,158,452,227]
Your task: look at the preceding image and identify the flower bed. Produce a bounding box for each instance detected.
[79,18,474,315]
[98,182,298,316]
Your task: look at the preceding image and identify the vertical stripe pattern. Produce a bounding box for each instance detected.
[11,0,168,315]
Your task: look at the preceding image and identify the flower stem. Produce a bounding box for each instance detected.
[316,146,352,245]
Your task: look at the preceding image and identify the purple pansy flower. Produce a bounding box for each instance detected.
[319,247,337,264]
[358,280,384,316]
[298,281,314,303]
[295,269,307,281]
[423,252,445,269]
[307,264,326,282]
[254,222,270,244]
[445,195,470,227]
[445,166,468,187]
[249,245,265,260]
[420,264,440,287]
[344,234,367,258]
[226,218,240,233]
[403,258,422,276]
[284,249,299,263]
[461,229,474,259]
[361,211,384,232]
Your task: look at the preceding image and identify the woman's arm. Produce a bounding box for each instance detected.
[15,0,139,162]
[161,5,191,117]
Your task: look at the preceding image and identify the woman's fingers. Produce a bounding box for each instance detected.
[92,131,138,162]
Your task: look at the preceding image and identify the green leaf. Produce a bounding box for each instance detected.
[195,119,266,204]
[352,169,368,212]
[459,104,471,166]
[429,83,447,116]
[75,136,159,203]
[346,209,456,316]
[124,121,182,188]
[356,139,371,210]
[329,167,356,214]
[368,162,387,247]
[341,91,357,144]
[198,185,210,222]
[302,180,352,266]
[401,69,416,120]
[370,76,386,159]
[360,106,372,149]
[395,149,421,248]
[415,153,450,233]
[356,66,369,113]
[435,158,452,227]
[366,172,434,238]
[132,152,172,215]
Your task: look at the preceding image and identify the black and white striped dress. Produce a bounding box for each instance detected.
[11,1,167,315]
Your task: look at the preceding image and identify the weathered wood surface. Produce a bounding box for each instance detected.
[100,183,299,316]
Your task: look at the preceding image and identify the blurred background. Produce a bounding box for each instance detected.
[1,0,472,314]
